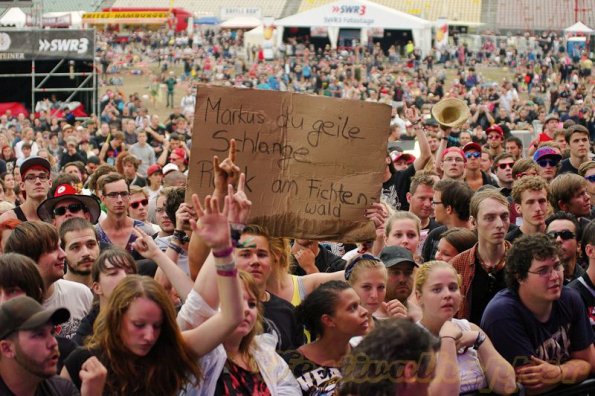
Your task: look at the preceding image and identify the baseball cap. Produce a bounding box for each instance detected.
[441,147,466,162]
[169,148,187,160]
[462,142,482,153]
[147,164,162,177]
[485,125,504,138]
[20,156,51,177]
[61,124,74,132]
[0,296,70,339]
[37,184,101,224]
[390,151,416,164]
[533,146,562,162]
[162,163,180,175]
[379,246,418,268]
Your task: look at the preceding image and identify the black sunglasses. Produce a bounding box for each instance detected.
[130,199,149,209]
[547,230,575,241]
[53,203,85,217]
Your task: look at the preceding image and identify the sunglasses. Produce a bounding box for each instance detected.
[546,230,575,241]
[345,253,382,280]
[497,162,514,170]
[586,175,595,183]
[536,158,559,168]
[130,199,148,209]
[465,151,481,159]
[53,203,85,217]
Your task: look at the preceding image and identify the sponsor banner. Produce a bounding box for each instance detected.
[82,11,169,24]
[42,14,72,27]
[0,29,94,61]
[220,7,261,20]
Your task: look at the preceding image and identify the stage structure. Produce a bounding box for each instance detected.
[0,29,97,116]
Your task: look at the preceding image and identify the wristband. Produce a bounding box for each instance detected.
[440,336,457,342]
[212,246,234,258]
[216,268,238,277]
[230,223,246,247]
[215,261,236,271]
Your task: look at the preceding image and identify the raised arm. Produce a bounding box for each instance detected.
[132,227,194,300]
[191,174,252,310]
[404,106,431,171]
[181,193,244,357]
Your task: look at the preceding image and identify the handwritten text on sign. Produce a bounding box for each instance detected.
[186,86,390,241]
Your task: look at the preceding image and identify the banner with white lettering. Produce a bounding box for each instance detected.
[0,29,94,61]
[186,86,391,242]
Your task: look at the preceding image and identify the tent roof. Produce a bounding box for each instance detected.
[276,0,430,29]
[219,16,261,29]
[0,7,27,25]
[565,21,593,33]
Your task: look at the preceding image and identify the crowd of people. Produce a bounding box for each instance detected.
[0,24,594,396]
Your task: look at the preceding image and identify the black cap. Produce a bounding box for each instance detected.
[0,296,70,339]
[379,246,418,268]
[20,156,51,177]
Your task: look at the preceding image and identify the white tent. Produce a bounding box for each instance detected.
[0,8,27,28]
[564,21,594,35]
[275,0,432,55]
[220,16,261,29]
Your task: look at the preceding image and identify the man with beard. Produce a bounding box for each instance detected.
[546,213,585,285]
[378,246,421,321]
[60,219,100,288]
[0,296,106,395]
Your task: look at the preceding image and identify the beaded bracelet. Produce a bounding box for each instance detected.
[212,246,234,258]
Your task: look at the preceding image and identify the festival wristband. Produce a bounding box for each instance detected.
[212,246,234,258]
[216,268,238,277]
[215,262,236,272]
[440,336,457,342]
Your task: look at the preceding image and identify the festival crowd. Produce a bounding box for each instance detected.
[0,25,594,396]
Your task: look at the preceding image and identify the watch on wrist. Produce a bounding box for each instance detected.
[173,229,190,244]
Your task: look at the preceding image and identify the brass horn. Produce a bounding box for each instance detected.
[431,98,471,128]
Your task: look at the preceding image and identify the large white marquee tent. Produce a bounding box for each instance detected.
[274,0,432,55]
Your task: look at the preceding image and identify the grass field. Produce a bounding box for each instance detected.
[99,62,520,122]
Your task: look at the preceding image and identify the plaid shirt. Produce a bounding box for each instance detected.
[451,241,511,320]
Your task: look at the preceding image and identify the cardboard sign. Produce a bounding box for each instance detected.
[186,86,391,242]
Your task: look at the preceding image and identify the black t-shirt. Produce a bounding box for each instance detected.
[291,245,346,276]
[382,164,416,211]
[558,158,579,175]
[280,350,341,396]
[263,293,304,351]
[505,227,524,243]
[469,259,507,325]
[215,359,271,395]
[421,224,447,262]
[64,348,95,390]
[482,287,593,367]
[0,375,80,396]
[568,273,595,334]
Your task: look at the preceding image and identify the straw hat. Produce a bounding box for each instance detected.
[431,98,471,128]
